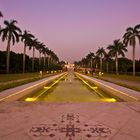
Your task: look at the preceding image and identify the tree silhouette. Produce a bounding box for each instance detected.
[107,39,127,74]
[96,47,106,72]
[0,20,21,73]
[20,30,34,73]
[123,24,140,76]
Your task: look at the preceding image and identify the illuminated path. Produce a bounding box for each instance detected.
[20,70,140,102]
[20,70,122,102]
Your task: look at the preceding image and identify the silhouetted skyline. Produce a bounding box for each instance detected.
[0,0,140,62]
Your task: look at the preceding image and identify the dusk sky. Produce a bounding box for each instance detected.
[0,0,140,63]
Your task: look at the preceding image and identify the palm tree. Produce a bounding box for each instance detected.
[103,52,112,73]
[51,52,59,64]
[41,46,50,70]
[49,50,55,65]
[96,47,106,72]
[86,52,94,68]
[93,54,99,69]
[123,24,140,76]
[20,30,34,73]
[81,57,88,68]
[107,39,127,74]
[0,20,21,73]
[37,42,46,68]
[29,38,38,72]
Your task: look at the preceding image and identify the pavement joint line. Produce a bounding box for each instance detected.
[0,73,66,102]
[76,73,139,101]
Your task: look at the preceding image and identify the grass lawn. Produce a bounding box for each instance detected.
[0,72,60,92]
[0,73,40,82]
[96,73,140,92]
[101,73,140,83]
[82,72,140,92]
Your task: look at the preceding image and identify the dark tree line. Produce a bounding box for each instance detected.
[0,51,63,73]
[0,11,63,74]
[75,24,140,76]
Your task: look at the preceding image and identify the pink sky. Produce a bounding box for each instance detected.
[0,0,140,62]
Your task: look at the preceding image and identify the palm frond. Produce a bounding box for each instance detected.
[134,24,140,31]
[0,11,3,17]
[1,29,8,41]
[126,27,134,32]
[14,25,22,33]
[136,35,140,44]
[11,34,15,45]
[11,20,17,24]
[13,30,20,42]
[123,32,131,38]
[119,51,125,57]
[4,20,9,26]
[107,45,113,50]
[123,38,128,45]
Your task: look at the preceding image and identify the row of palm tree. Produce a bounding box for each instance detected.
[107,39,127,74]
[75,24,140,76]
[123,25,140,76]
[0,11,59,73]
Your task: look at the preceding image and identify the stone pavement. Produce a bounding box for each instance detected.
[0,72,140,140]
[0,102,140,140]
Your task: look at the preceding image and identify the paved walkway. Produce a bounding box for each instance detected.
[0,73,65,102]
[0,102,140,140]
[20,71,118,102]
[77,73,140,102]
[0,72,140,140]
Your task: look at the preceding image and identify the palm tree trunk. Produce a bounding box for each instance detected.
[6,36,11,74]
[23,45,26,73]
[132,45,135,76]
[32,46,35,72]
[44,55,46,67]
[39,51,41,70]
[106,62,109,73]
[115,54,118,74]
[43,54,46,70]
[88,61,90,68]
[91,59,92,68]
[100,58,102,72]
[48,56,50,68]
[50,57,52,66]
[95,63,98,69]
